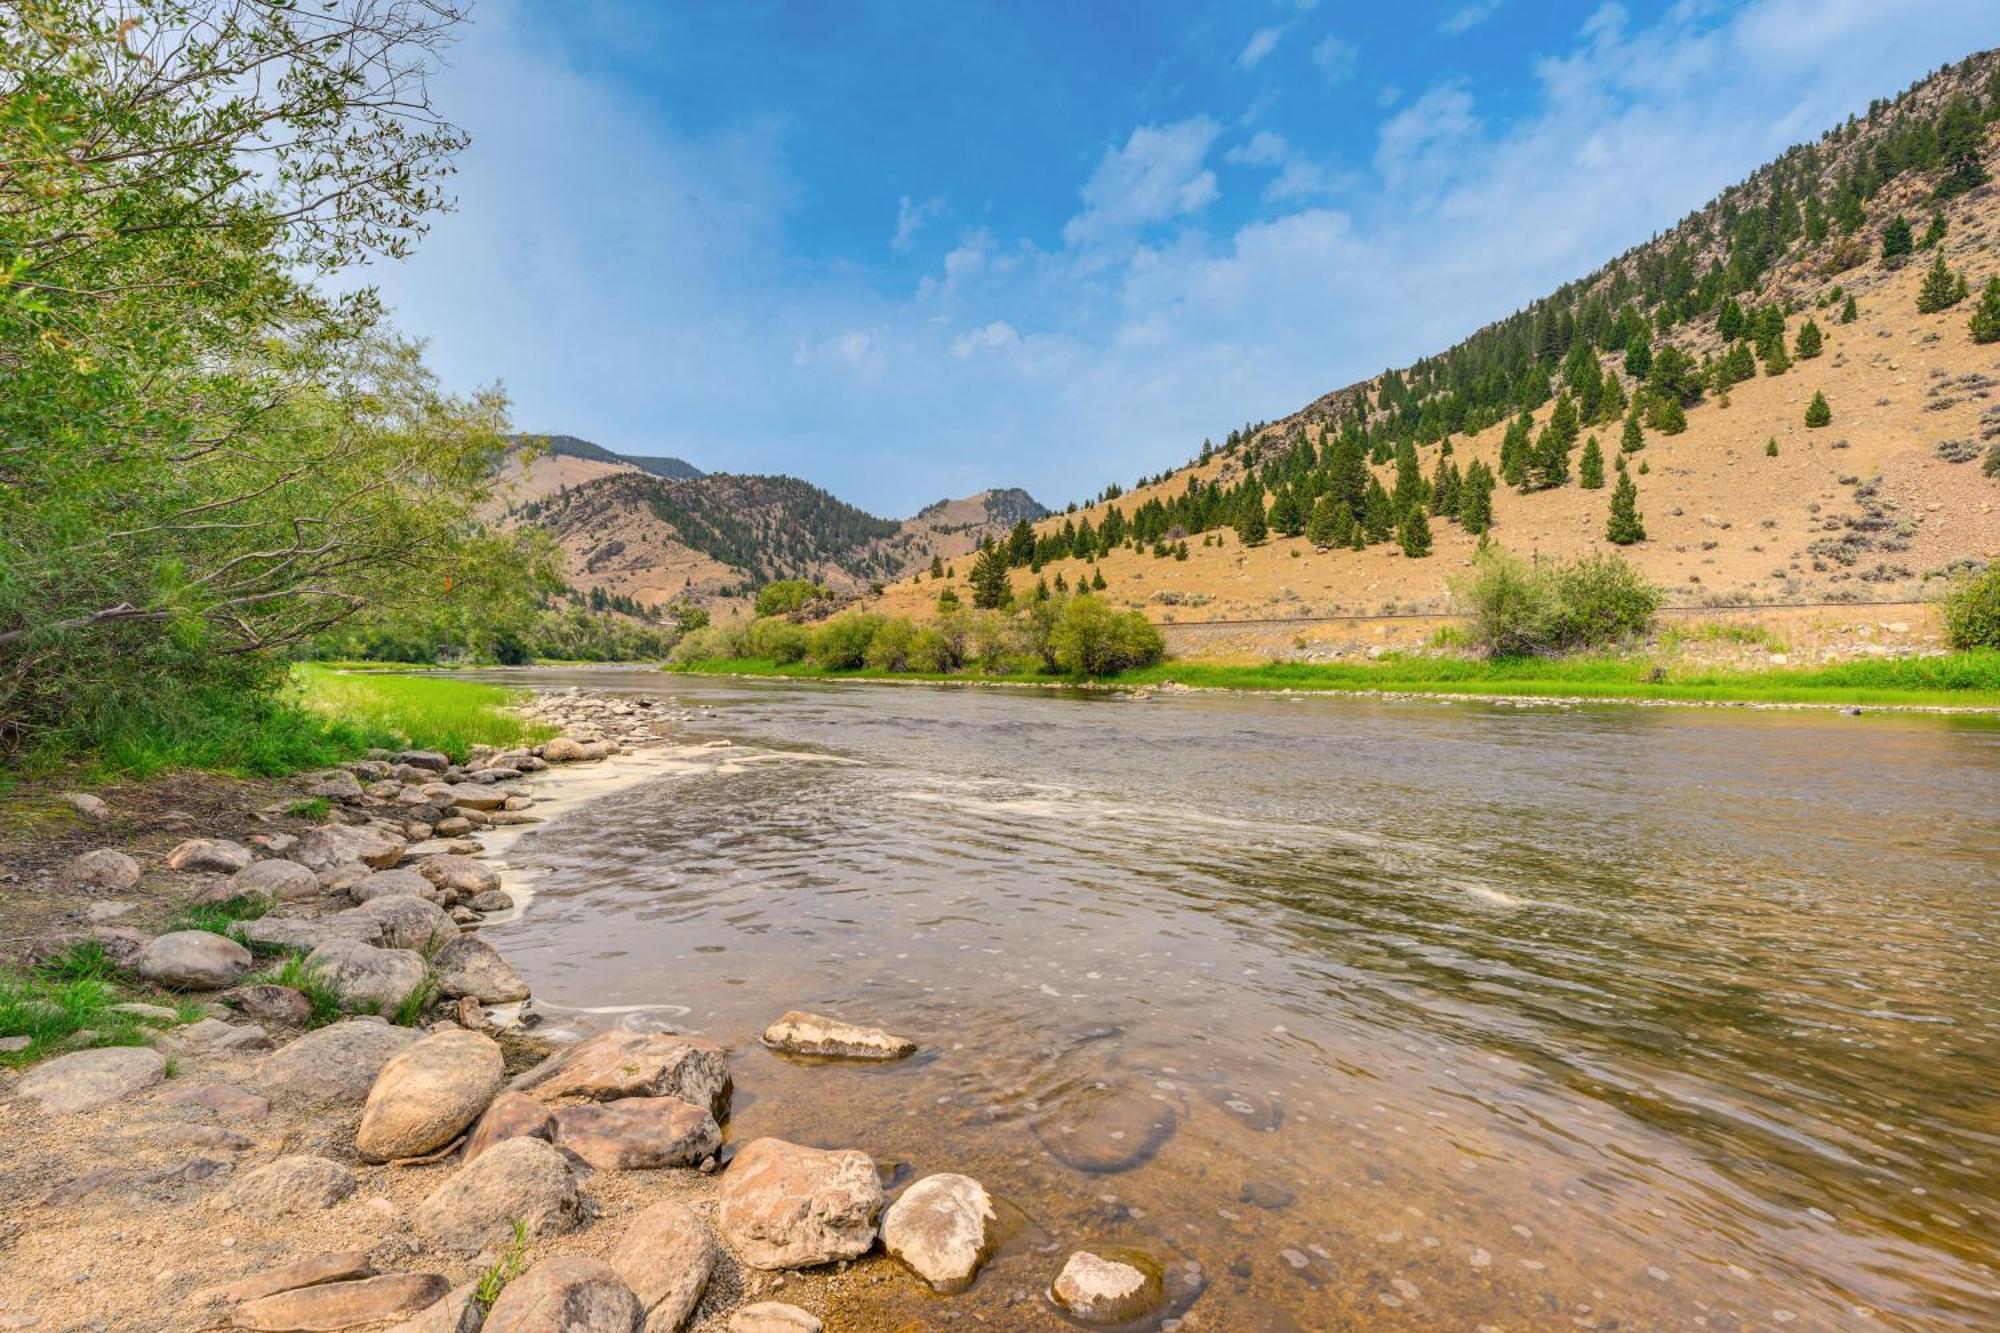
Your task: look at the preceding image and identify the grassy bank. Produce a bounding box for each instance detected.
[14,665,550,782]
[668,650,2000,709]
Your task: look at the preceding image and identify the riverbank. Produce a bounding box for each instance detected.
[0,683,1139,1331]
[666,648,2000,712]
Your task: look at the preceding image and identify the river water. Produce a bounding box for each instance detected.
[476,670,2000,1331]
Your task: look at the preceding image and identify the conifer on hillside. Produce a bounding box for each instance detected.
[1624,333,1652,382]
[1971,277,2000,344]
[1579,436,1605,489]
[1235,493,1268,547]
[1621,409,1645,453]
[1531,422,1570,491]
[1361,477,1395,543]
[929,554,945,579]
[1716,297,1745,341]
[1920,210,1948,249]
[1766,437,1779,457]
[1881,213,1914,259]
[1654,396,1688,435]
[969,539,1012,609]
[1306,494,1337,549]
[1795,319,1823,359]
[1606,471,1645,545]
[1762,338,1791,376]
[1840,294,1858,323]
[1805,391,1832,427]
[1398,505,1433,558]
[1917,252,1966,313]
[1457,462,1495,536]
[1091,567,1106,591]
[1268,485,1303,538]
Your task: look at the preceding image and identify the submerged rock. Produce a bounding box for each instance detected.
[1031,1081,1180,1174]
[882,1173,1000,1294]
[716,1137,882,1271]
[1049,1250,1163,1326]
[760,1010,917,1061]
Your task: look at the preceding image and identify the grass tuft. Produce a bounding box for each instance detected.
[243,954,345,1028]
[165,896,273,938]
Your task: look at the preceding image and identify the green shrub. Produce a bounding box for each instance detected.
[862,617,921,672]
[1049,597,1166,675]
[753,580,829,617]
[809,614,885,669]
[1941,563,2000,650]
[745,617,810,664]
[667,623,748,664]
[1451,548,1661,657]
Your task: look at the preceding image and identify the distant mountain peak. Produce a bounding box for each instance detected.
[511,433,704,481]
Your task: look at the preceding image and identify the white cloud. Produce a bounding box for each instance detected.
[1225,130,1335,203]
[950,320,1021,358]
[892,195,945,251]
[1062,118,1221,248]
[1311,34,1358,83]
[1438,0,1503,36]
[1374,84,1480,190]
[1237,26,1285,70]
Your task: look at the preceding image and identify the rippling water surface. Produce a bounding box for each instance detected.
[478,671,2000,1331]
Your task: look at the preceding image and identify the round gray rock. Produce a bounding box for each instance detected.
[304,939,429,1012]
[432,935,529,1004]
[333,895,455,952]
[165,837,253,873]
[217,1154,357,1217]
[351,868,439,904]
[257,1018,422,1103]
[882,1173,1000,1294]
[231,859,322,902]
[411,1137,586,1255]
[18,1046,165,1114]
[415,854,501,898]
[136,929,253,990]
[62,848,140,891]
[716,1138,882,1271]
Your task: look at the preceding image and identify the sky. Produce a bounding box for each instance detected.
[366,0,1998,517]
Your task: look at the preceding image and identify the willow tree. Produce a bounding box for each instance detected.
[0,1,541,751]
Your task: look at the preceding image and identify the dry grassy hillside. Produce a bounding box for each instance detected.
[868,114,2000,654]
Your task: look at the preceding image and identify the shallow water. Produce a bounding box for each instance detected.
[478,671,2000,1331]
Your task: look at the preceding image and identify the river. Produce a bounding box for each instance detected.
[473,670,2000,1331]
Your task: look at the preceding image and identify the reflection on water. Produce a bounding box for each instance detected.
[483,672,2000,1330]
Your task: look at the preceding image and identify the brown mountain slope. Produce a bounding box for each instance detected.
[867,64,2000,655]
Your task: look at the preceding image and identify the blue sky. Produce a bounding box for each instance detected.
[368,0,1997,516]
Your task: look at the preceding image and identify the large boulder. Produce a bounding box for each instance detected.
[17,1046,164,1114]
[552,1097,719,1171]
[608,1200,715,1332]
[302,769,365,801]
[166,837,253,873]
[482,1257,644,1333]
[221,984,314,1026]
[761,1011,916,1061]
[464,1091,556,1161]
[881,1173,999,1294]
[62,848,140,891]
[356,1029,505,1163]
[332,895,455,952]
[215,1250,374,1304]
[540,737,589,763]
[305,939,429,1012]
[291,823,406,874]
[135,929,252,990]
[435,783,507,812]
[512,1032,730,1119]
[234,1274,450,1332]
[218,1155,356,1217]
[352,868,441,904]
[415,854,501,898]
[231,859,323,903]
[258,1018,422,1103]
[238,915,335,954]
[432,935,529,1004]
[398,750,451,772]
[715,1138,882,1271]
[411,1137,587,1255]
[1049,1250,1163,1326]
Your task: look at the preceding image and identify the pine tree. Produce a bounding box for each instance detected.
[1795,319,1823,359]
[1606,471,1645,545]
[1881,213,1913,259]
[1392,440,1425,514]
[1268,485,1303,537]
[1032,576,1050,603]
[1330,501,1358,549]
[1306,494,1337,549]
[1599,368,1628,423]
[1398,505,1433,558]
[1624,333,1652,381]
[1430,458,1461,517]
[1765,437,1779,457]
[1970,277,2000,344]
[1656,397,1688,435]
[1805,391,1831,427]
[1007,519,1035,565]
[1917,252,1964,313]
[928,554,945,579]
[1839,294,1857,324]
[1723,341,1757,384]
[1532,424,1570,490]
[1091,568,1106,591]
[1621,409,1645,453]
[1499,412,1533,487]
[1579,435,1605,489]
[1919,210,1947,250]
[1053,570,1067,592]
[1613,451,1626,474]
[1638,458,1649,474]
[1361,477,1394,543]
[969,539,1012,609]
[1716,297,1745,341]
[1762,338,1791,376]
[1235,494,1268,547]
[1457,462,1494,536]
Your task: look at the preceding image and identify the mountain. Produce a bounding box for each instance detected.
[866,51,2000,655]
[489,436,1046,612]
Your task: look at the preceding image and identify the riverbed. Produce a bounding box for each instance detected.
[474,669,2000,1330]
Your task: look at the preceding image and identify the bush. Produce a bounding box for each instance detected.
[1451,548,1660,657]
[862,618,921,672]
[809,614,884,669]
[753,580,829,617]
[1049,597,1166,676]
[745,617,809,664]
[667,623,747,664]
[1941,563,2000,649]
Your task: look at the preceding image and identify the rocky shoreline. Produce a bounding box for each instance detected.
[0,687,1185,1332]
